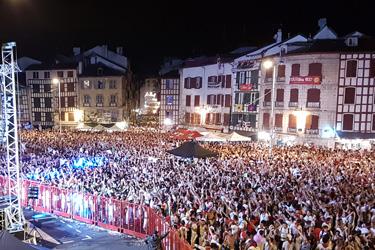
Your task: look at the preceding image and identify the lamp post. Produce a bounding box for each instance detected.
[262,60,276,158]
[52,78,61,133]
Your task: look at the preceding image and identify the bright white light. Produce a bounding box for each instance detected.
[322,126,335,138]
[164,118,173,126]
[116,121,128,130]
[52,78,60,84]
[293,110,309,133]
[74,110,83,122]
[262,60,273,69]
[258,131,271,141]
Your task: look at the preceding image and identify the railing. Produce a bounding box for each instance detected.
[289,102,298,107]
[287,127,297,133]
[263,101,271,107]
[0,176,192,250]
[306,102,320,108]
[275,101,284,107]
[306,129,319,135]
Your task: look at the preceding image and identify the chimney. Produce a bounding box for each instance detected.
[318,18,327,30]
[116,47,123,55]
[73,47,81,56]
[274,29,282,43]
[78,61,83,75]
[102,45,108,57]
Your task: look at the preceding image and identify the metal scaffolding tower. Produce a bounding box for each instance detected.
[0,42,24,233]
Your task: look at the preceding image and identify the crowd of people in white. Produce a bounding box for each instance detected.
[0,129,374,250]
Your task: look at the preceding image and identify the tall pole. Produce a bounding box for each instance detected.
[268,65,276,158]
[57,80,61,133]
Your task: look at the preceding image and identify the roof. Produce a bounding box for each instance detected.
[161,69,179,78]
[26,63,77,71]
[313,26,338,40]
[80,62,124,77]
[287,37,375,54]
[183,55,236,68]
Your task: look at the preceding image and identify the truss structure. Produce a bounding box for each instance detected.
[0,42,24,233]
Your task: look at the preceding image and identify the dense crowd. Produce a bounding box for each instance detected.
[0,130,374,250]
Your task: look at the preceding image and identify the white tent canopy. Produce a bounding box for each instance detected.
[196,132,227,142]
[224,132,252,142]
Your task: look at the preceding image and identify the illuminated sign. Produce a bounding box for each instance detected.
[290,76,321,84]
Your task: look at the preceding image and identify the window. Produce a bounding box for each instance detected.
[45,98,52,108]
[97,80,105,89]
[225,75,231,88]
[166,95,173,105]
[265,67,273,80]
[263,113,270,129]
[33,98,41,108]
[68,112,75,121]
[373,114,375,131]
[33,72,39,79]
[194,95,200,107]
[44,84,51,92]
[34,112,41,122]
[186,95,191,106]
[215,113,222,125]
[288,114,296,128]
[33,84,40,93]
[342,114,354,131]
[57,71,64,78]
[290,89,299,102]
[307,89,320,102]
[67,71,74,77]
[225,94,231,107]
[83,80,91,89]
[264,89,271,102]
[370,59,375,78]
[306,115,319,130]
[45,112,52,122]
[109,80,117,89]
[67,83,75,92]
[291,64,300,76]
[184,78,191,89]
[84,95,90,104]
[96,95,103,104]
[110,95,117,103]
[276,89,284,102]
[44,72,50,79]
[165,79,173,89]
[346,60,357,77]
[275,114,283,128]
[277,65,285,78]
[308,63,322,76]
[344,87,356,104]
[60,97,66,108]
[185,112,190,123]
[67,97,75,107]
[223,113,230,126]
[60,112,65,121]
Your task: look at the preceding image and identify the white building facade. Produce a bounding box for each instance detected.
[180,57,233,131]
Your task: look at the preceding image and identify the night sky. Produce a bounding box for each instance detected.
[0,0,374,76]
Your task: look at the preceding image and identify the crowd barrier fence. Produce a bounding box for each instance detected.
[0,176,192,250]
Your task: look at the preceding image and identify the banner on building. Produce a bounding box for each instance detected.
[289,76,321,84]
[239,84,252,90]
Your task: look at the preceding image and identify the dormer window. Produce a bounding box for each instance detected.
[345,37,358,47]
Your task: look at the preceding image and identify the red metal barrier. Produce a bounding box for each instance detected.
[0,176,192,250]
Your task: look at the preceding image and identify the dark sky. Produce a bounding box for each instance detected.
[0,0,374,76]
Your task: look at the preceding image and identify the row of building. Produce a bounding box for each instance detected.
[159,19,375,148]
[12,45,137,129]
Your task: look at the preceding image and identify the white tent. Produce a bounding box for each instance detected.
[224,132,252,142]
[196,132,227,142]
[76,123,95,131]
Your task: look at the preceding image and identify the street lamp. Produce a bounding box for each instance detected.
[262,59,276,158]
[52,78,61,133]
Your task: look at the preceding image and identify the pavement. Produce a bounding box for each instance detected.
[23,208,149,250]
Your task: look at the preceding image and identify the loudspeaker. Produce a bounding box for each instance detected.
[28,187,39,200]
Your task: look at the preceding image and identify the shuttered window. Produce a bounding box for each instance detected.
[194,95,200,107]
[343,114,354,130]
[278,65,285,78]
[306,115,319,129]
[346,60,357,77]
[263,113,270,129]
[288,114,296,128]
[307,89,320,102]
[225,94,231,107]
[225,75,231,88]
[276,89,284,102]
[264,89,271,102]
[186,95,191,106]
[290,89,298,102]
[275,114,283,128]
[344,87,355,104]
[308,63,322,76]
[291,64,300,76]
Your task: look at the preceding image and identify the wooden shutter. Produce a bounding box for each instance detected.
[225,75,231,88]
[276,89,284,102]
[343,114,353,130]
[308,63,322,76]
[194,95,200,106]
[223,113,230,126]
[344,87,355,104]
[291,64,300,76]
[311,115,319,129]
[186,95,191,106]
[275,114,283,128]
[263,113,270,129]
[307,89,320,102]
[225,94,231,107]
[346,60,357,77]
[277,65,285,78]
[288,114,296,128]
[264,89,271,102]
[290,89,298,102]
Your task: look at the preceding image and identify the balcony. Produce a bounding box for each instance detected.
[263,101,271,107]
[265,77,273,83]
[277,76,286,82]
[287,128,297,133]
[275,101,284,107]
[110,102,117,107]
[306,102,320,108]
[96,103,103,107]
[289,102,298,107]
[274,127,283,132]
[83,103,90,107]
[306,129,319,135]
